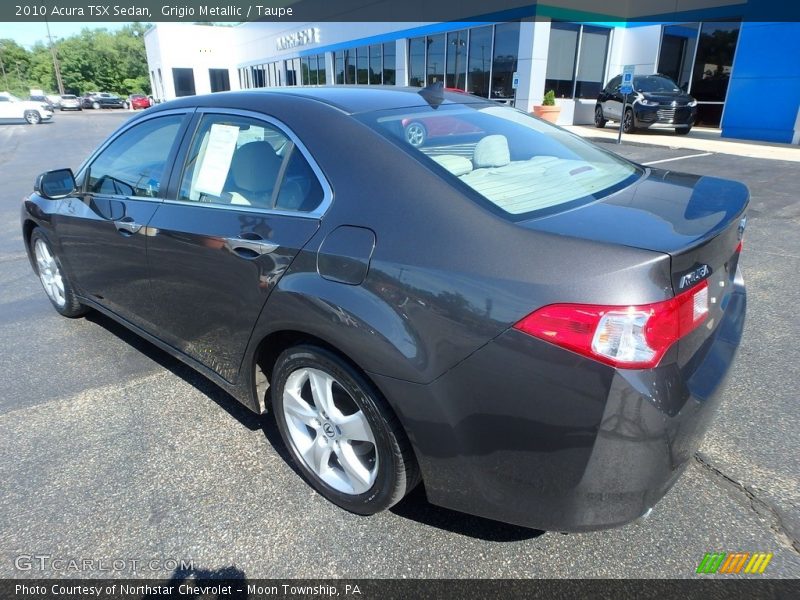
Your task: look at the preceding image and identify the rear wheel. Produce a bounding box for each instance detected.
[622,108,637,134]
[675,126,692,135]
[594,105,607,128]
[24,110,41,125]
[30,229,87,318]
[404,122,427,147]
[272,345,420,515]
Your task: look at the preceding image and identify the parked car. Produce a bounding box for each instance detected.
[124,94,151,110]
[402,113,483,147]
[21,87,748,532]
[59,94,82,111]
[29,94,57,111]
[595,73,698,134]
[0,92,54,124]
[81,92,125,109]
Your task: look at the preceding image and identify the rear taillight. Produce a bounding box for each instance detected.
[513,281,709,369]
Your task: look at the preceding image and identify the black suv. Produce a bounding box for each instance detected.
[81,93,125,110]
[595,73,698,135]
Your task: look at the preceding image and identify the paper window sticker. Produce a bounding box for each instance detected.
[193,123,240,197]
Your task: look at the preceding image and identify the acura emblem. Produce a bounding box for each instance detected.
[671,100,677,107]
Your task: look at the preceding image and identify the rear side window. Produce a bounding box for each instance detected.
[87,115,183,198]
[178,114,324,213]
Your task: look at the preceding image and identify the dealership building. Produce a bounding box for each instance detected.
[144,2,800,144]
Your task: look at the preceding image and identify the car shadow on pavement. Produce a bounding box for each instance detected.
[85,311,263,431]
[141,565,248,599]
[390,485,545,542]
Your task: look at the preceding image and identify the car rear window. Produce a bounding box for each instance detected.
[358,101,640,220]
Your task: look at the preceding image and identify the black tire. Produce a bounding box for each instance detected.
[24,110,41,125]
[594,105,606,128]
[404,121,427,147]
[272,344,420,515]
[675,126,692,135]
[29,229,88,318]
[622,107,637,134]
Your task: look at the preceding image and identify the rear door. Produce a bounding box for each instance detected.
[55,110,191,329]
[145,110,329,381]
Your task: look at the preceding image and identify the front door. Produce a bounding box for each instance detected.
[145,111,328,381]
[55,112,189,329]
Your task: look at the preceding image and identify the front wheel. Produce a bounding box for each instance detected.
[272,345,420,515]
[622,108,637,134]
[92,101,100,110]
[594,105,606,128]
[24,110,41,125]
[30,229,87,318]
[675,126,692,135]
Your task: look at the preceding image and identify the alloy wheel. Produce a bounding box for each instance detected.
[34,238,66,307]
[26,111,41,125]
[282,367,378,495]
[405,123,426,147]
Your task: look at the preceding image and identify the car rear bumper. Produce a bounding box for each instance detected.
[373,275,745,531]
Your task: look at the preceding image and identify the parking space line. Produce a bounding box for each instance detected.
[642,152,713,166]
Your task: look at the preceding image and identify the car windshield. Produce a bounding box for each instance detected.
[633,75,681,93]
[359,101,639,220]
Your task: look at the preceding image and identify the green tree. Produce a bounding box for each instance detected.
[1,23,152,97]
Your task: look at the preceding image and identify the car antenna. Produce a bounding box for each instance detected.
[418,81,445,109]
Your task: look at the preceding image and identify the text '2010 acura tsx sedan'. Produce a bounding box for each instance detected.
[22,86,747,531]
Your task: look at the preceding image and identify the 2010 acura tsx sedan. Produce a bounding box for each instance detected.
[21,86,748,532]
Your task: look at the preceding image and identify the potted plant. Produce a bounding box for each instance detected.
[532,90,561,123]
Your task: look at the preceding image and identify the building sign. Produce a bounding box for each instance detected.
[276,28,320,51]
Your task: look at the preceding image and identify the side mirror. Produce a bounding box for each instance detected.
[35,168,77,199]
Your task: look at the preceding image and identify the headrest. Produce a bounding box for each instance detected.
[473,135,510,168]
[431,154,473,177]
[231,141,282,193]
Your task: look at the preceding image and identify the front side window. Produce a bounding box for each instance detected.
[360,102,639,219]
[178,114,324,213]
[87,115,184,198]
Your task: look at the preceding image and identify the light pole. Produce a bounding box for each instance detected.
[44,16,65,94]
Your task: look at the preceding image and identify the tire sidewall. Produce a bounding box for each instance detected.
[272,345,405,515]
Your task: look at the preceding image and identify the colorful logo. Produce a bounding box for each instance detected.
[696,552,773,574]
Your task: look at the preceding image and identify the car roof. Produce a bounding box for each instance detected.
[157,86,491,115]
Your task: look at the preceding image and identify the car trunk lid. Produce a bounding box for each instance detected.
[522,167,748,365]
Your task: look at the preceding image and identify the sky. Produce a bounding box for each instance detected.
[0,22,128,49]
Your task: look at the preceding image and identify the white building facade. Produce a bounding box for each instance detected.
[144,16,800,143]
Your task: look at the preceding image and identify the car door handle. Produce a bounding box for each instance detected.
[223,236,279,258]
[114,218,143,235]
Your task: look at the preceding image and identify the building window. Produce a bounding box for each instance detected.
[545,23,579,98]
[467,25,492,97]
[172,68,196,97]
[545,22,610,99]
[409,23,520,99]
[408,37,426,87]
[491,22,520,99]
[575,26,610,98]
[334,45,393,85]
[383,42,396,85]
[446,30,467,90]
[209,69,230,92]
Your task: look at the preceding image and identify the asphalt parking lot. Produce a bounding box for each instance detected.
[0,110,798,579]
